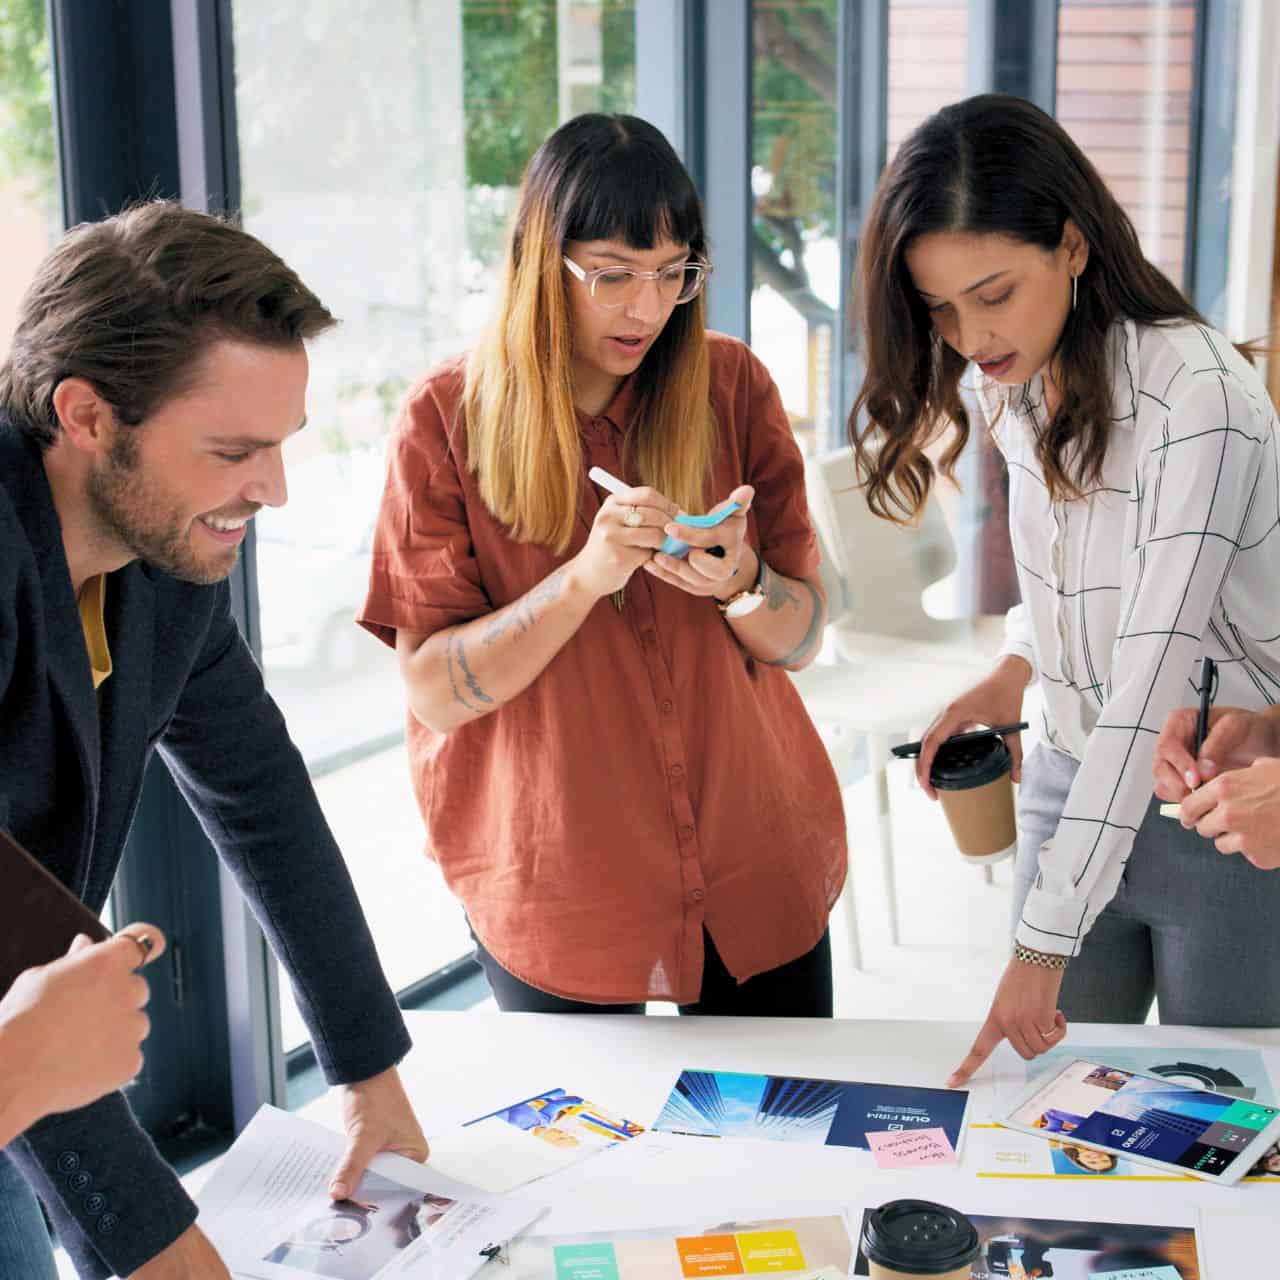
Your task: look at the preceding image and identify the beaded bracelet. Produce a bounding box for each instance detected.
[1013,943,1069,971]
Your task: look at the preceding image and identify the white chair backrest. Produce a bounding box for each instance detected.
[803,451,852,628]
[811,447,967,645]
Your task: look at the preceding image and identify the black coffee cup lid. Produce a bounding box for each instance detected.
[860,1200,980,1275]
[929,734,1011,791]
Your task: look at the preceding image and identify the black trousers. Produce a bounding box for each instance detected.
[471,926,833,1017]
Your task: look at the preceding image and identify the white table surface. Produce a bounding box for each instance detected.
[288,1012,1280,1279]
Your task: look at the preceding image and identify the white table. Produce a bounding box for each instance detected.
[292,1013,1278,1279]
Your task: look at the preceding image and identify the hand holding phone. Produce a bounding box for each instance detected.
[659,502,741,559]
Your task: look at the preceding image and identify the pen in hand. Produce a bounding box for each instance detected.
[1194,655,1217,761]
[1160,656,1217,819]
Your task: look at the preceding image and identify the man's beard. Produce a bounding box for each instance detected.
[85,429,238,585]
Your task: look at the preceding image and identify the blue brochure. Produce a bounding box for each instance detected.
[652,1068,968,1152]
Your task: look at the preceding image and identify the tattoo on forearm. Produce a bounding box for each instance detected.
[447,630,493,710]
[761,578,826,668]
[759,560,799,612]
[481,567,568,646]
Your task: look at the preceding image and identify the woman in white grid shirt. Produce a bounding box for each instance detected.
[851,94,1280,1087]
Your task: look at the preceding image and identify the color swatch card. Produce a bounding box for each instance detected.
[652,1069,968,1154]
[505,1215,855,1280]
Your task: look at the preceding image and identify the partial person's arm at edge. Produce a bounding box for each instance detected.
[717,542,827,671]
[396,559,599,735]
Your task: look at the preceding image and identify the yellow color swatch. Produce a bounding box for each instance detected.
[736,1230,806,1274]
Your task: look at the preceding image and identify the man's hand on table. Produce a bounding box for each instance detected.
[329,1065,429,1201]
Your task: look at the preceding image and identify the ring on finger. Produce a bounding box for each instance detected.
[121,929,154,965]
[623,506,644,528]
[1036,1026,1058,1040]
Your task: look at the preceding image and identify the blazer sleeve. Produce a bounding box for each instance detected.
[158,580,412,1083]
[10,1095,197,1279]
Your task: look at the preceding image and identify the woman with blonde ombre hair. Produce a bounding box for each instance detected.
[360,114,846,1015]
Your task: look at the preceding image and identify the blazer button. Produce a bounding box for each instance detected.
[96,1212,120,1235]
[85,1193,107,1215]
[57,1151,81,1173]
[68,1171,91,1194]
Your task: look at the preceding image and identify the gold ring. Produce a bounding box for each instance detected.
[624,506,644,528]
[121,930,154,965]
[1037,1026,1057,1040]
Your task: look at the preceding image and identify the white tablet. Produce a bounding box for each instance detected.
[1002,1056,1280,1185]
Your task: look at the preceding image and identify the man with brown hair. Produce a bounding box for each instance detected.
[0,202,427,1279]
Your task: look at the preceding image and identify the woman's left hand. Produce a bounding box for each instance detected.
[642,485,755,598]
[947,956,1068,1087]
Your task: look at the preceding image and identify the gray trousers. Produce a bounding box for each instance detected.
[1012,743,1280,1025]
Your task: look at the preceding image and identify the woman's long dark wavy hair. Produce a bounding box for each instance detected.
[851,93,1206,523]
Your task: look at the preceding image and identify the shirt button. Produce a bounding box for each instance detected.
[57,1152,81,1174]
[670,763,685,778]
[661,699,674,714]
[85,1193,107,1215]
[68,1171,91,1194]
[679,824,695,840]
[96,1212,119,1235]
[690,889,705,903]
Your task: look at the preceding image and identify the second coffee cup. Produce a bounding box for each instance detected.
[860,1199,980,1279]
[929,734,1017,865]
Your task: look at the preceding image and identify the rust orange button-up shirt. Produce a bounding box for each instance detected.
[360,333,847,1004]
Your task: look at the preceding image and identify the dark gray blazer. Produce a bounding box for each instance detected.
[0,420,411,1277]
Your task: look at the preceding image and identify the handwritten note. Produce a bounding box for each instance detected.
[865,1127,957,1169]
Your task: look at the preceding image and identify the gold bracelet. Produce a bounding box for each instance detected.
[1013,944,1069,971]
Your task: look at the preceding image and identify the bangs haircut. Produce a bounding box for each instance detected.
[464,114,717,553]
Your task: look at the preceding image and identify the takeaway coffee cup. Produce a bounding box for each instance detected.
[861,1199,980,1280]
[930,734,1017,865]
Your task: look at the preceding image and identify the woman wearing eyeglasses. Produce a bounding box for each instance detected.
[359,114,845,1014]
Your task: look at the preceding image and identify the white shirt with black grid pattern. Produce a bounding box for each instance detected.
[974,319,1280,957]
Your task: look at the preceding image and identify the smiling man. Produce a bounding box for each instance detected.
[0,202,426,1280]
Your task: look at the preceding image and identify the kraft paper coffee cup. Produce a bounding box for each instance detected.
[929,735,1017,865]
[861,1199,980,1279]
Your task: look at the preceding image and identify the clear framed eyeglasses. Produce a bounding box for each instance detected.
[562,256,712,309]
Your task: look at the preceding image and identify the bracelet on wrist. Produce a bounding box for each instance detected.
[1013,943,1069,971]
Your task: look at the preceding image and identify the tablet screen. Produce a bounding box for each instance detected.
[1008,1058,1280,1179]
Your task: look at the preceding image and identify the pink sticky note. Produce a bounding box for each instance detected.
[865,1127,957,1169]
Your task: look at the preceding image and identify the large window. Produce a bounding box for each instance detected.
[231,0,636,1050]
[1056,0,1195,288]
[887,0,969,158]
[749,0,838,457]
[0,0,59,364]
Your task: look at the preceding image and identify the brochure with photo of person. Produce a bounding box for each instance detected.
[197,1106,545,1280]
[651,1069,968,1154]
[502,1212,856,1280]
[852,1208,1202,1280]
[426,1088,646,1194]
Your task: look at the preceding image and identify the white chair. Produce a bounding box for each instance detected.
[791,448,999,967]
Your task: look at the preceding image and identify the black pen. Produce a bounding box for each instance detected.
[890,722,1029,760]
[1194,656,1217,760]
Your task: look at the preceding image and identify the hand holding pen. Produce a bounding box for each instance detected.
[1155,658,1221,813]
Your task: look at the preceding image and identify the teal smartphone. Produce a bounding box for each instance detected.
[660,502,741,558]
